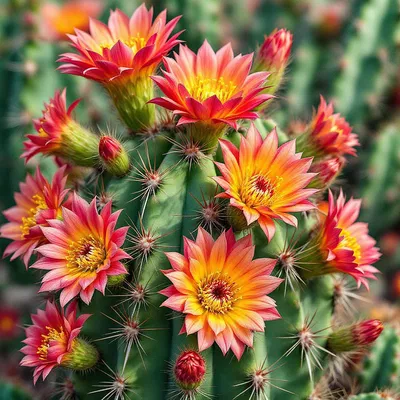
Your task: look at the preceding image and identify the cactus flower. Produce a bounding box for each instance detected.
[174,350,206,390]
[39,0,103,40]
[150,40,272,149]
[214,124,318,240]
[22,89,100,166]
[31,194,130,306]
[327,319,383,353]
[99,136,131,177]
[302,191,381,288]
[160,228,282,360]
[0,307,19,339]
[20,301,97,384]
[253,28,293,96]
[296,96,359,159]
[309,156,345,189]
[0,167,69,267]
[58,5,182,132]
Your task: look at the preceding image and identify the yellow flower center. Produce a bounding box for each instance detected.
[100,34,146,56]
[20,194,47,238]
[197,272,240,314]
[337,228,361,262]
[37,326,66,361]
[188,76,237,103]
[67,235,106,273]
[239,174,283,208]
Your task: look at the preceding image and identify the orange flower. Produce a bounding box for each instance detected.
[39,0,103,41]
[214,124,318,240]
[0,167,69,267]
[297,96,359,158]
[58,5,182,132]
[150,41,272,148]
[160,228,282,360]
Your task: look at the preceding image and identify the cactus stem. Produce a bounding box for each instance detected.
[167,134,209,169]
[52,376,76,400]
[112,281,153,315]
[88,362,135,399]
[281,313,334,385]
[126,218,171,275]
[187,188,226,234]
[128,147,169,203]
[333,276,369,318]
[233,357,294,400]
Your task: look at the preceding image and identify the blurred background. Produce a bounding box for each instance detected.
[0,0,399,398]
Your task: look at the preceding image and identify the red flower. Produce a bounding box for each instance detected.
[174,350,206,390]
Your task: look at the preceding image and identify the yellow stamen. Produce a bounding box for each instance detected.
[188,76,237,103]
[20,194,47,238]
[67,235,106,273]
[100,33,146,55]
[239,174,283,208]
[197,272,240,314]
[37,326,66,361]
[337,229,361,262]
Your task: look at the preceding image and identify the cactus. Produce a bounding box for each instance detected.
[1,2,399,400]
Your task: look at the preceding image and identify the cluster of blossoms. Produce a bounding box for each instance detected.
[1,3,383,386]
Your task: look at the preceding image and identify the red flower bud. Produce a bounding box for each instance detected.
[309,156,345,188]
[258,29,293,72]
[352,319,384,346]
[99,136,122,162]
[174,350,206,390]
[98,136,130,177]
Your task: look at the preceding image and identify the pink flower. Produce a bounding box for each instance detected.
[1,167,69,266]
[31,194,130,306]
[20,301,91,384]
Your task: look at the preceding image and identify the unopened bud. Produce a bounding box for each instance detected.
[174,350,206,390]
[309,156,345,189]
[107,264,128,287]
[327,320,384,353]
[99,136,131,177]
[254,29,293,96]
[60,338,99,370]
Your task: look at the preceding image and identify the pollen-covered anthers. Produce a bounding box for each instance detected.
[168,134,207,168]
[89,363,134,400]
[333,276,369,319]
[282,314,334,385]
[190,190,225,234]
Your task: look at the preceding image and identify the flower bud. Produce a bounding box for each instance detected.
[253,29,293,96]
[107,264,128,287]
[309,156,345,189]
[327,320,384,353]
[99,136,131,177]
[22,89,100,168]
[174,350,206,390]
[60,338,99,370]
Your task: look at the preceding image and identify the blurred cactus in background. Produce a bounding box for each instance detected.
[0,0,399,399]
